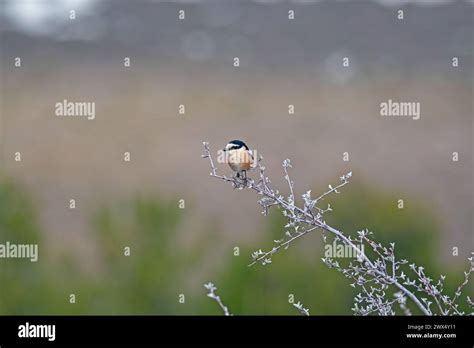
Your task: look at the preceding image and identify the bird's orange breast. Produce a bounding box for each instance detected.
[227,148,253,171]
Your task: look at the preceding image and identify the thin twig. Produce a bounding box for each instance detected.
[202,142,472,316]
[204,282,231,316]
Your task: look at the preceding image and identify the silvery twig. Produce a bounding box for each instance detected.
[204,282,231,316]
[292,300,310,316]
[202,142,473,316]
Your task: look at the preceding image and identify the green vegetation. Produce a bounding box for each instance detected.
[0,177,471,315]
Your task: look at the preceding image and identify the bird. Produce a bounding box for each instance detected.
[222,140,255,179]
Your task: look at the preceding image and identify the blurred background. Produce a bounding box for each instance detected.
[0,0,472,315]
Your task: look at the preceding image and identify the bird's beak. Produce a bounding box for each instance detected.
[222,148,227,152]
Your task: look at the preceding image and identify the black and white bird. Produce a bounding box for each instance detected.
[222,140,255,179]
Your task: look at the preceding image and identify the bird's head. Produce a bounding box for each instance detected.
[223,140,249,152]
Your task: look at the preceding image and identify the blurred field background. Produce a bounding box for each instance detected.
[0,0,473,314]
